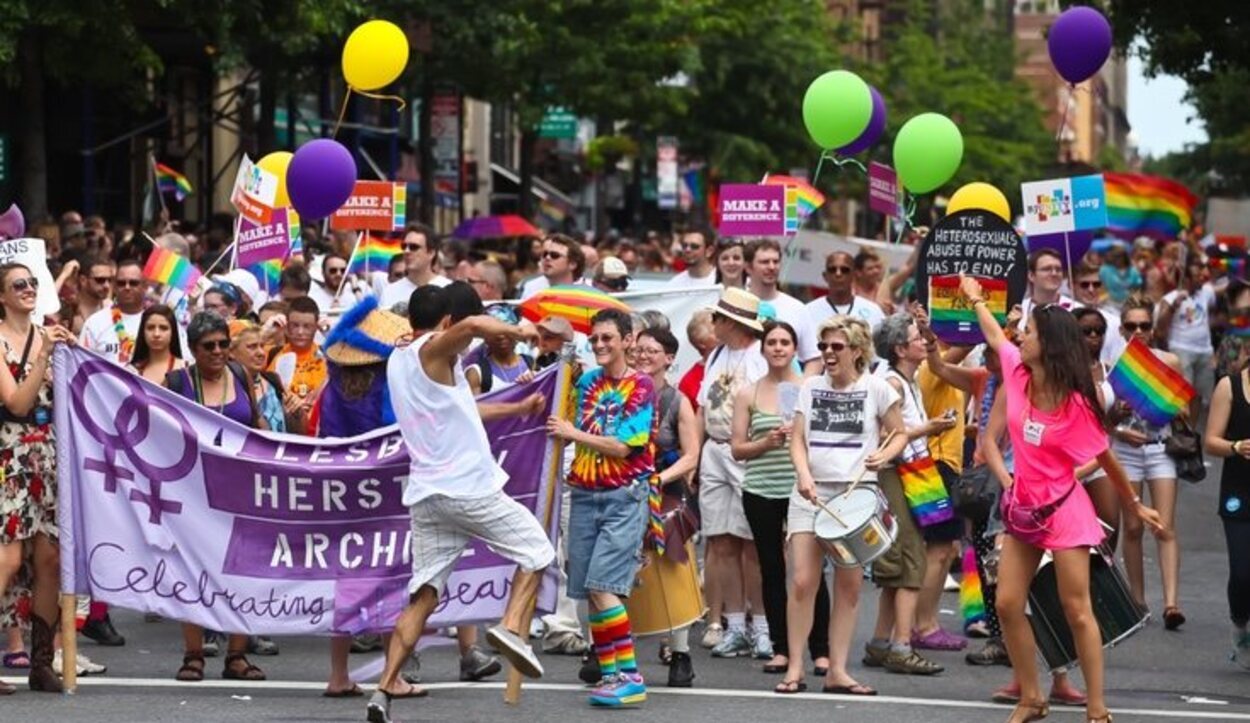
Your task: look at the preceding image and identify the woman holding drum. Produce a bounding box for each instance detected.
[786,315,909,695]
[959,275,1164,723]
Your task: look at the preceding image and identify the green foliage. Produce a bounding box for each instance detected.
[586,135,639,172]
[1099,0,1250,82]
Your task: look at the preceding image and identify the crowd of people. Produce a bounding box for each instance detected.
[0,210,1248,723]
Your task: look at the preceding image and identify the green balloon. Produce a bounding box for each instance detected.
[802,70,873,150]
[892,113,964,194]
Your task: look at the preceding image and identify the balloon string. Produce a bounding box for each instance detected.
[1054,82,1074,148]
[352,88,408,111]
[832,156,866,175]
[332,89,351,139]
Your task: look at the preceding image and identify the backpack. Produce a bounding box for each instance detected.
[165,360,262,429]
[475,351,535,394]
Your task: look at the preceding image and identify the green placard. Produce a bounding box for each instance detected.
[539,107,578,139]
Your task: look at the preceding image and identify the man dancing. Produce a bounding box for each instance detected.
[368,282,553,723]
[547,309,655,707]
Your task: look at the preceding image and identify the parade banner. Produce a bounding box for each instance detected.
[615,286,722,376]
[55,347,566,636]
[717,184,788,237]
[779,230,913,290]
[230,154,279,225]
[329,181,408,232]
[235,207,293,267]
[1020,174,1107,236]
[0,237,59,318]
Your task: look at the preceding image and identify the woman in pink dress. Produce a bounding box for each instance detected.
[959,275,1165,723]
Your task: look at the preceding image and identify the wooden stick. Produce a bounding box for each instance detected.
[60,594,78,693]
[844,429,899,497]
[813,497,848,528]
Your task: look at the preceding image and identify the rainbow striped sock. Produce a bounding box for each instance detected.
[592,605,636,674]
[960,545,986,628]
[589,607,620,676]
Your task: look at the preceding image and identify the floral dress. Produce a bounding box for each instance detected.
[0,334,57,629]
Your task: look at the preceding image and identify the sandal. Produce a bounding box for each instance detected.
[1087,714,1113,723]
[1163,607,1186,631]
[3,651,30,669]
[1008,700,1050,723]
[222,653,266,681]
[774,678,807,694]
[762,655,789,674]
[175,652,206,682]
[0,679,15,696]
[823,683,878,696]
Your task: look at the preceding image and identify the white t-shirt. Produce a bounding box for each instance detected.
[79,307,142,366]
[1159,285,1216,354]
[517,275,589,300]
[667,268,717,288]
[697,342,768,441]
[756,290,819,363]
[308,281,363,316]
[380,274,453,310]
[805,294,887,334]
[388,333,507,506]
[1017,294,1077,330]
[798,372,899,483]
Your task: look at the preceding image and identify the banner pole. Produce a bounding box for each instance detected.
[336,232,364,303]
[60,594,78,693]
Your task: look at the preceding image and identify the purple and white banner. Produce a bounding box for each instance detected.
[55,346,567,636]
[235,207,292,267]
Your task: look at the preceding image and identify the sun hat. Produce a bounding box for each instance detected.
[705,286,764,333]
[322,296,412,366]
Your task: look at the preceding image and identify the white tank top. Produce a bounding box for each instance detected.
[388,332,508,506]
[885,367,930,461]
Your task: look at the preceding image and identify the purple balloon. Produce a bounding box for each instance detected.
[1047,6,1112,84]
[286,139,358,220]
[837,86,886,156]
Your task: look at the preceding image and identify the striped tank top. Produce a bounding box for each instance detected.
[744,406,797,499]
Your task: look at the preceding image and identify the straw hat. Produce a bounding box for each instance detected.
[322,296,412,366]
[706,286,763,332]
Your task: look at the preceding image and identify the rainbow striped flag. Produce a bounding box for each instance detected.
[1103,172,1198,241]
[1227,313,1250,339]
[960,545,986,628]
[347,235,402,276]
[928,276,1007,344]
[155,162,193,201]
[763,174,825,222]
[897,456,955,528]
[247,258,283,292]
[143,246,201,292]
[1210,256,1247,278]
[1108,337,1195,426]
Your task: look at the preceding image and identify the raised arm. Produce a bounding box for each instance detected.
[958,273,1009,352]
[424,314,537,363]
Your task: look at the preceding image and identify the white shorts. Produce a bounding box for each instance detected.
[698,440,753,539]
[1112,440,1176,482]
[787,481,854,536]
[408,492,556,596]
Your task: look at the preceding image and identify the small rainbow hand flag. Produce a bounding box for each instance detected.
[928,276,1007,344]
[762,174,825,221]
[348,235,402,276]
[1108,337,1195,426]
[1209,256,1247,278]
[143,246,202,293]
[247,258,283,291]
[1228,312,1250,339]
[155,162,193,201]
[897,456,955,528]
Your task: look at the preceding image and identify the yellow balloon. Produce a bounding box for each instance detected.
[947,182,1011,222]
[257,151,293,209]
[341,20,409,92]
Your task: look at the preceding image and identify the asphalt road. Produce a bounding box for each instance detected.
[3,456,1248,722]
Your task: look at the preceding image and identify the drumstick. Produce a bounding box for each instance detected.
[813,497,848,528]
[844,429,899,497]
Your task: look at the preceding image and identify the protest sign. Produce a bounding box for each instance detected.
[779,230,913,289]
[235,208,292,267]
[231,154,279,225]
[914,209,1027,344]
[0,237,58,318]
[56,347,567,635]
[657,136,679,210]
[868,162,900,216]
[329,181,408,232]
[1020,174,1107,236]
[718,184,787,236]
[616,286,723,375]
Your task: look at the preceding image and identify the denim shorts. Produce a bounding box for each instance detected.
[566,482,648,599]
[1112,439,1176,481]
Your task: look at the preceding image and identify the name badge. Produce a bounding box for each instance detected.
[1023,419,1045,446]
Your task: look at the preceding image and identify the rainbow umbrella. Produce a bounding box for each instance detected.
[762,174,826,220]
[451,214,542,239]
[519,285,630,334]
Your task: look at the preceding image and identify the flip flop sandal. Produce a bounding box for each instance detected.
[3,650,30,669]
[221,653,266,681]
[774,679,807,694]
[1163,607,1186,631]
[385,682,430,699]
[175,653,206,682]
[763,662,789,674]
[823,683,878,696]
[322,684,365,698]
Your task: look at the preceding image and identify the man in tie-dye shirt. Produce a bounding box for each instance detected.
[546,308,655,707]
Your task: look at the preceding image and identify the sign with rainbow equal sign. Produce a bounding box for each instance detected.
[928,275,1007,345]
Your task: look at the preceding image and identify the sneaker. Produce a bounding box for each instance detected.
[202,631,222,658]
[667,651,695,688]
[366,689,392,723]
[541,631,591,656]
[351,634,383,654]
[81,614,126,647]
[862,642,888,668]
[700,623,724,649]
[248,636,279,656]
[710,629,752,658]
[579,652,602,685]
[459,646,502,681]
[401,652,421,684]
[965,638,1011,666]
[881,648,944,675]
[912,627,967,651]
[751,630,774,660]
[53,649,107,676]
[486,624,544,678]
[1233,629,1250,671]
[589,672,646,707]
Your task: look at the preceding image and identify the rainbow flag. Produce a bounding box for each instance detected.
[1103,172,1198,241]
[1228,313,1250,339]
[897,456,955,528]
[348,234,402,276]
[1108,337,1195,426]
[928,276,1007,344]
[960,545,986,628]
[763,174,825,221]
[155,162,193,201]
[143,246,201,292]
[247,258,283,292]
[1210,256,1247,278]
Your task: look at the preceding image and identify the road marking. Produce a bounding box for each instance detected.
[4,677,1248,719]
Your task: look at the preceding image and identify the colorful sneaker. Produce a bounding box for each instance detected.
[912,627,968,651]
[700,623,724,649]
[589,672,647,707]
[751,630,774,660]
[710,629,752,658]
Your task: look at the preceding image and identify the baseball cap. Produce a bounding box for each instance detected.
[595,256,630,280]
[536,316,574,342]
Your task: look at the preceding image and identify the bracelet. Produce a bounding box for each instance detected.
[1233,440,1242,457]
[969,298,986,307]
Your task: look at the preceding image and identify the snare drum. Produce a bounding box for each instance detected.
[1027,545,1149,672]
[813,487,898,567]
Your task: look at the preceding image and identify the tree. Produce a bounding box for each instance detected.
[1100,1,1250,81]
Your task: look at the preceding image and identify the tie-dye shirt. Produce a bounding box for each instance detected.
[567,368,656,490]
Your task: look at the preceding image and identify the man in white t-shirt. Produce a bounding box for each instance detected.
[806,251,887,335]
[370,282,550,723]
[518,234,586,300]
[1156,257,1216,416]
[697,287,771,658]
[1017,248,1076,329]
[379,224,452,309]
[79,259,146,366]
[745,239,819,369]
[1071,261,1125,366]
[309,252,366,315]
[667,227,718,288]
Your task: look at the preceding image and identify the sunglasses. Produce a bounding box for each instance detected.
[402,243,425,252]
[588,334,618,345]
[682,243,704,251]
[1124,321,1153,333]
[825,266,852,275]
[325,266,346,275]
[1078,280,1103,289]
[198,339,230,351]
[601,278,628,291]
[91,276,114,284]
[542,251,567,260]
[1081,326,1107,337]
[817,341,848,353]
[8,277,38,292]
[116,279,144,288]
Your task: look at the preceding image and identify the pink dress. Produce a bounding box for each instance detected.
[999,342,1108,549]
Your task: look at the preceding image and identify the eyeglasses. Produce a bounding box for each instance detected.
[8,277,38,292]
[588,334,618,345]
[817,341,847,353]
[116,279,144,288]
[1078,280,1103,289]
[198,339,230,351]
[1124,321,1153,333]
[635,346,664,357]
[91,276,114,285]
[542,251,567,260]
[825,266,852,275]
[1036,266,1064,275]
[1081,327,1107,337]
[402,243,425,252]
